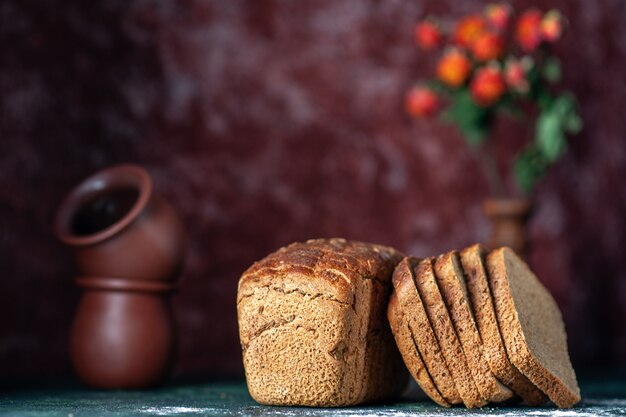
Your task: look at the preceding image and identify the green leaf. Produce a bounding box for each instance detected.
[552,94,583,134]
[460,123,489,146]
[495,96,524,120]
[426,79,448,94]
[543,56,562,84]
[440,89,493,147]
[514,147,548,194]
[564,112,583,133]
[536,86,553,110]
[533,93,583,163]
[535,109,566,162]
[552,94,575,116]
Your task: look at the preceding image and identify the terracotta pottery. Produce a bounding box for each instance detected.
[55,164,187,281]
[70,276,177,388]
[482,198,532,257]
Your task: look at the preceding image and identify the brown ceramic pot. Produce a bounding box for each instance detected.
[55,164,187,281]
[483,198,532,258]
[70,277,177,388]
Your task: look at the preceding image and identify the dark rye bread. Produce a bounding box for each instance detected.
[486,247,581,408]
[459,244,548,406]
[433,252,513,403]
[237,238,408,406]
[388,285,450,407]
[414,258,487,408]
[389,257,460,406]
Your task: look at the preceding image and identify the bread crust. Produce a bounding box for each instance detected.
[434,251,513,403]
[414,258,487,408]
[460,244,547,406]
[486,247,581,408]
[237,238,407,406]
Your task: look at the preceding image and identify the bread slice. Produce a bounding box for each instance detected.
[459,244,547,405]
[414,258,487,408]
[389,257,460,405]
[433,251,513,403]
[388,283,450,407]
[486,247,581,408]
[237,238,408,406]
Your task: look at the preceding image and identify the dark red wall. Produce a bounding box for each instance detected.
[2,0,626,379]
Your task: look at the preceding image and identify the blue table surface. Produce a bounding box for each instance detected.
[1,375,625,417]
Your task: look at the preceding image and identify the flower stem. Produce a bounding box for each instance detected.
[474,140,506,198]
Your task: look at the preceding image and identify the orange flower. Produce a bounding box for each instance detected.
[470,65,506,106]
[504,57,531,93]
[485,3,511,31]
[516,9,543,51]
[471,32,504,61]
[436,48,472,87]
[541,10,564,42]
[405,86,440,117]
[415,20,442,50]
[454,15,486,48]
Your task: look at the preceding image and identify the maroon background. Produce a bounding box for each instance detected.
[2,0,626,380]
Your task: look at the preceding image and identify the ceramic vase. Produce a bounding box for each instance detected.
[482,198,532,258]
[55,164,187,281]
[55,164,187,388]
[70,277,176,388]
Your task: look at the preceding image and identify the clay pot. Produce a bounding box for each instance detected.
[483,198,532,258]
[70,277,177,388]
[55,164,187,281]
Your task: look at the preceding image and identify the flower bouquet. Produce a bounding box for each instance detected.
[406,4,582,196]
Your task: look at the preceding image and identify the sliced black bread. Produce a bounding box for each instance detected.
[390,257,461,405]
[486,247,581,408]
[433,251,513,403]
[459,244,548,406]
[388,287,450,407]
[414,258,487,408]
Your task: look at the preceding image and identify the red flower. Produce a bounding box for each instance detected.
[471,32,504,61]
[485,3,512,31]
[504,57,531,93]
[415,21,442,50]
[454,15,487,48]
[516,9,543,52]
[470,65,506,106]
[436,48,472,87]
[541,10,564,42]
[405,86,440,117]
